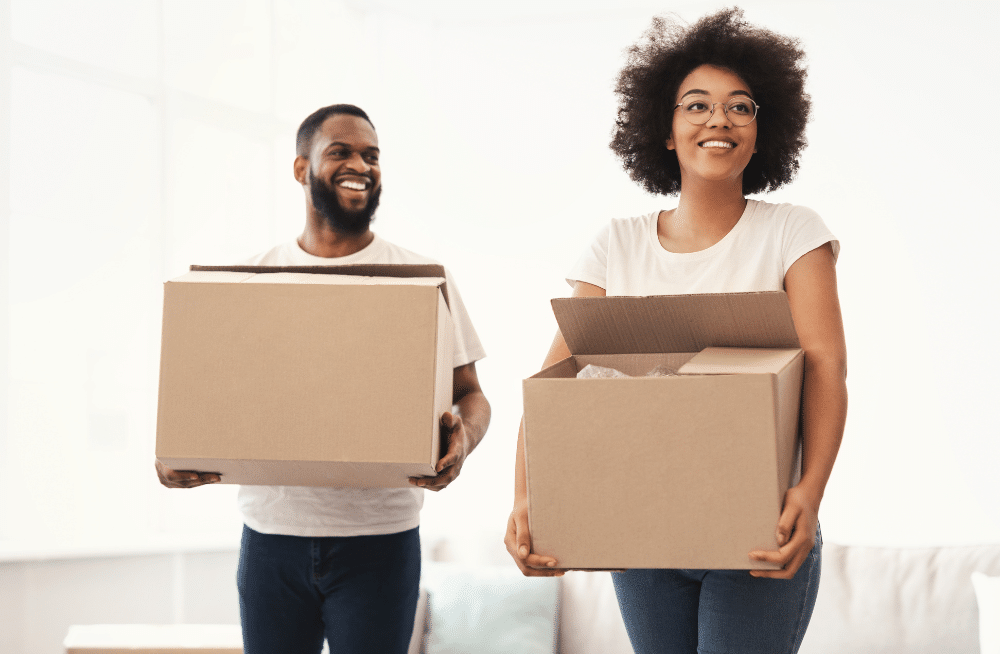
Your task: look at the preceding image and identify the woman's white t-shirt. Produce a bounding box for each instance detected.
[568,200,838,295]
[235,234,486,537]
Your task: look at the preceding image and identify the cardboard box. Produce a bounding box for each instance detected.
[156,264,454,487]
[64,624,243,653]
[522,291,803,570]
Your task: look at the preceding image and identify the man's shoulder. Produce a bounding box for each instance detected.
[238,234,447,269]
[238,240,299,266]
[374,236,441,267]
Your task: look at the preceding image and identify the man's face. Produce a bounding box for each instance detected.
[306,114,382,234]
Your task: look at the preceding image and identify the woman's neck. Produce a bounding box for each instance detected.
[657,177,747,253]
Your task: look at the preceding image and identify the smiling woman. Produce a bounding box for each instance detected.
[505,8,847,654]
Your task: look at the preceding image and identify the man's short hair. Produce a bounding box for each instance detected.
[296,104,375,157]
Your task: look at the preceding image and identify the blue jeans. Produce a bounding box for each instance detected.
[237,525,421,654]
[611,529,822,654]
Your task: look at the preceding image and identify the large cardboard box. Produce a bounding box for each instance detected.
[522,291,803,570]
[156,264,454,487]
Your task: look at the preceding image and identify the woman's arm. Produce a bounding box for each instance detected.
[750,242,848,578]
[505,281,606,576]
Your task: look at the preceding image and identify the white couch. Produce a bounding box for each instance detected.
[417,542,1000,654]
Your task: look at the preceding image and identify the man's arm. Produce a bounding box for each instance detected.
[409,362,490,491]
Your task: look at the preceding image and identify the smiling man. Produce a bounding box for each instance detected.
[155,104,490,654]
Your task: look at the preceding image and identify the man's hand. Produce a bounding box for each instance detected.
[748,484,819,578]
[155,460,221,488]
[409,412,469,492]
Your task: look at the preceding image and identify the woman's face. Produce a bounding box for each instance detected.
[666,64,757,189]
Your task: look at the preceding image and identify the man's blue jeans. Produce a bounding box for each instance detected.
[611,529,822,654]
[237,524,421,654]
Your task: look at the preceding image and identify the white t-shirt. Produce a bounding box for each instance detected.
[568,200,839,295]
[235,234,486,537]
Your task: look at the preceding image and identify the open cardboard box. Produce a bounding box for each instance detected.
[155,264,454,487]
[522,291,803,570]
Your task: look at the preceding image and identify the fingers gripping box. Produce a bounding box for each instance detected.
[522,291,803,570]
[155,264,454,487]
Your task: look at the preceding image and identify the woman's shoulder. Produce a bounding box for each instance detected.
[603,210,660,237]
[749,199,822,223]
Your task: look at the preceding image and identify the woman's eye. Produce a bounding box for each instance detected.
[729,102,751,115]
[685,101,709,112]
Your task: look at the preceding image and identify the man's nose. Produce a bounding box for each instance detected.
[344,152,371,172]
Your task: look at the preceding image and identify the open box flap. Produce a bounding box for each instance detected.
[552,291,799,355]
[189,263,450,308]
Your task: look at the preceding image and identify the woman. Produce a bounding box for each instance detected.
[504,8,847,654]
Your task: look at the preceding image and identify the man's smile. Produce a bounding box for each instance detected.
[336,176,372,191]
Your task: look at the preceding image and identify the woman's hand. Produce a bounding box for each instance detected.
[504,501,563,577]
[505,281,604,577]
[748,484,819,578]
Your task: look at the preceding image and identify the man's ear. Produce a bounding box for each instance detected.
[293,156,309,185]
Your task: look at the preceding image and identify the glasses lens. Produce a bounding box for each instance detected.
[725,98,757,126]
[680,96,712,125]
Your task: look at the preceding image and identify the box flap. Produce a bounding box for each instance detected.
[552,291,799,354]
[678,347,802,375]
[189,263,450,307]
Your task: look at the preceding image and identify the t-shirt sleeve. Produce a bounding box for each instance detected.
[566,223,611,290]
[781,206,840,275]
[443,269,486,368]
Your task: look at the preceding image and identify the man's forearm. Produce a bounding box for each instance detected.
[454,390,490,452]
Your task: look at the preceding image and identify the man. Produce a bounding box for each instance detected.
[155,104,490,654]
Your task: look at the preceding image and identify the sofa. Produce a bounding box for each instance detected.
[413,540,1000,654]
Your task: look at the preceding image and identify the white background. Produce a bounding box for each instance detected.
[2,0,999,562]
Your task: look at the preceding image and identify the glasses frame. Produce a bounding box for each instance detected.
[673,97,760,127]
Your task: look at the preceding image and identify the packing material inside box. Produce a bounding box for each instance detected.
[156,264,454,487]
[522,291,803,570]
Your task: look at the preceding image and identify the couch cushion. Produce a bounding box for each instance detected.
[421,562,558,654]
[800,542,1000,654]
[558,571,632,654]
[972,572,1000,654]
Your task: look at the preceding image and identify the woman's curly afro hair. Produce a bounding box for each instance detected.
[610,7,810,196]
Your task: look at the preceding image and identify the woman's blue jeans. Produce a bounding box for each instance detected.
[237,524,421,654]
[611,529,822,654]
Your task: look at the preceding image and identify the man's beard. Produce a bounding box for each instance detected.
[309,170,381,235]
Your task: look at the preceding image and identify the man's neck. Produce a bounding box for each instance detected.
[297,221,375,258]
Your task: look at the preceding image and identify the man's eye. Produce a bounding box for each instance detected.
[364,154,379,164]
[330,149,349,158]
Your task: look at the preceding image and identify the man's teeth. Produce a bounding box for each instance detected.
[339,180,367,190]
[700,141,735,149]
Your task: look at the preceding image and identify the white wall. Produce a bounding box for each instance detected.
[2,0,999,629]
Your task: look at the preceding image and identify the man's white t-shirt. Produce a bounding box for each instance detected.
[568,200,839,295]
[236,234,486,537]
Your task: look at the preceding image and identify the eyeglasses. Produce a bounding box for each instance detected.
[674,95,759,127]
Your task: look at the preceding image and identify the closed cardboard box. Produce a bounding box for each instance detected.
[155,264,454,487]
[522,291,803,570]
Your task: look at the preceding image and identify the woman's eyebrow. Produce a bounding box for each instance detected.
[679,89,753,98]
